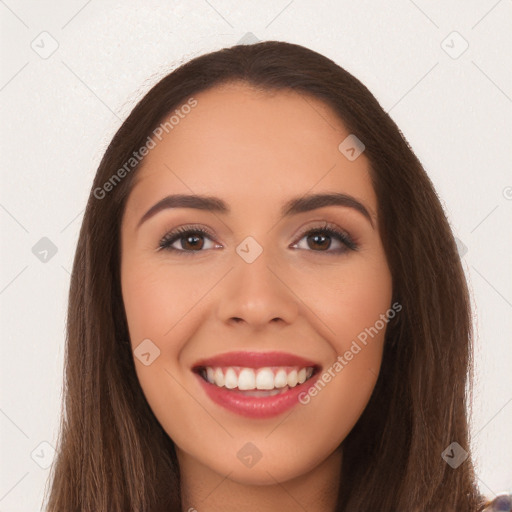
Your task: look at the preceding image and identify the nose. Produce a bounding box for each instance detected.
[216,249,299,330]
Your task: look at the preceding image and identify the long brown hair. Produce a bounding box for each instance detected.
[44,40,488,511]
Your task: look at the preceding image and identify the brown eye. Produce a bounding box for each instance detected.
[306,231,332,251]
[292,225,358,254]
[158,227,219,253]
[178,233,205,251]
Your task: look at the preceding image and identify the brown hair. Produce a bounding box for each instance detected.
[44,40,489,511]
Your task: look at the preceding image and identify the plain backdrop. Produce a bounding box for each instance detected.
[1,1,511,510]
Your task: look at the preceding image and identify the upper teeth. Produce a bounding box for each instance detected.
[203,366,314,390]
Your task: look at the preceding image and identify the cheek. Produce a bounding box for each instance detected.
[122,270,167,344]
[121,258,211,400]
[292,251,392,424]
[297,251,393,346]
[121,257,203,342]
[121,260,203,435]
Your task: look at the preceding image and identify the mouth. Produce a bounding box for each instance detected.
[191,351,321,418]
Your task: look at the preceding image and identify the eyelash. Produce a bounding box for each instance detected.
[157,222,358,256]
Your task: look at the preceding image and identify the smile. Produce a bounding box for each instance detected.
[192,351,321,418]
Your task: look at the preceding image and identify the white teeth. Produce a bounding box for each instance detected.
[238,368,256,390]
[214,368,224,387]
[287,369,298,387]
[274,369,288,388]
[224,368,238,389]
[201,365,315,391]
[255,367,275,390]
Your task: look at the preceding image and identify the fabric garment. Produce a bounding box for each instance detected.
[482,493,512,511]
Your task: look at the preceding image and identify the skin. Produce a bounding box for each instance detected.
[120,82,393,512]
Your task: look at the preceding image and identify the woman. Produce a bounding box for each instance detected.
[44,40,509,511]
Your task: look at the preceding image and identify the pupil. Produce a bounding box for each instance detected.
[309,233,330,250]
[184,234,203,250]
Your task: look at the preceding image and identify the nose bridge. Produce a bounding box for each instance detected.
[216,241,298,328]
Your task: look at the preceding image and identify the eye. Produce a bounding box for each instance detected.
[157,222,357,255]
[158,225,221,253]
[291,222,358,254]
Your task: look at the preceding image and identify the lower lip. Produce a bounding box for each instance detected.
[194,371,320,419]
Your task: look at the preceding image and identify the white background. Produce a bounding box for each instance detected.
[0,1,511,510]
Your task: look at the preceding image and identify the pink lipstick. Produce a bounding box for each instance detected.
[192,351,321,419]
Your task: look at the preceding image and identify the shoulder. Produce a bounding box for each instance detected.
[481,493,512,511]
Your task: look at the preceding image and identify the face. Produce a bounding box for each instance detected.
[120,82,393,486]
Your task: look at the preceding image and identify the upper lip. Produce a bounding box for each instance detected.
[192,351,321,370]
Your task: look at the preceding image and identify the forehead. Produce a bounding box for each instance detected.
[128,82,376,217]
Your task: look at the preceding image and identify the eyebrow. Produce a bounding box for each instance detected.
[137,192,375,229]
